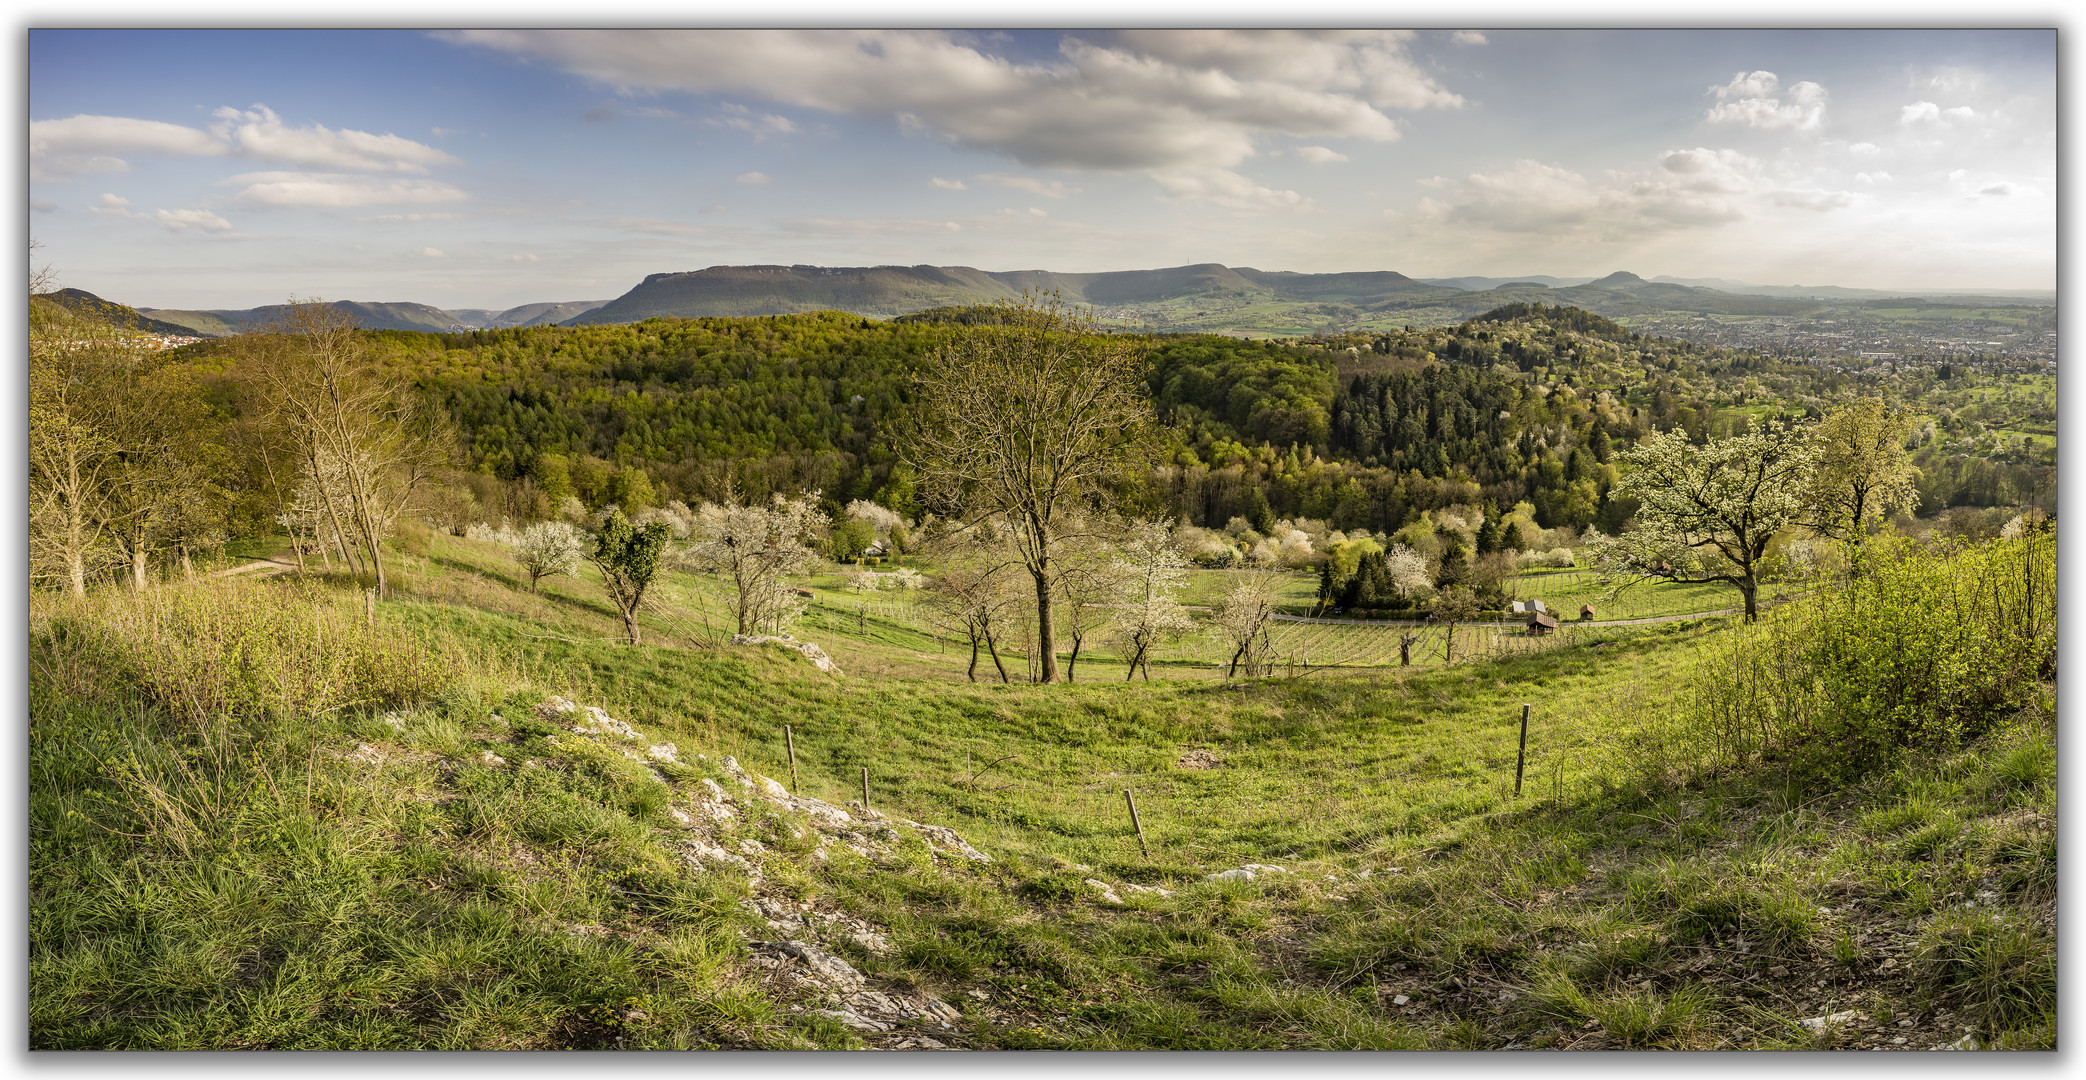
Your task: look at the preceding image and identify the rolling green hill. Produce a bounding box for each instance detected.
[27,527,2055,1050]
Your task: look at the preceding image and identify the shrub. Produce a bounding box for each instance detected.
[1684,534,2054,775]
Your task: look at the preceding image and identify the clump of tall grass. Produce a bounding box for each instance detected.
[31,576,451,726]
[1678,533,2053,777]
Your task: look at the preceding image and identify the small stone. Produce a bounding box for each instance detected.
[1392,994,1411,1007]
[480,750,507,767]
[966,989,990,1001]
[1897,1019,1915,1028]
[1799,1010,1859,1034]
[1206,869,1255,883]
[1891,1037,1907,1045]
[1770,965,1789,977]
[1084,878,1125,905]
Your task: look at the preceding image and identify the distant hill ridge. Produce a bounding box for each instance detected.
[139,297,611,337]
[105,263,2052,339]
[572,262,1849,325]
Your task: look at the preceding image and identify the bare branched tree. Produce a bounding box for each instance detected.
[1109,520,1194,681]
[260,300,446,598]
[919,527,1022,683]
[902,292,1153,684]
[680,490,826,635]
[1214,570,1281,678]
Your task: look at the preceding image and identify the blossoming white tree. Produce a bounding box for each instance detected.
[1592,421,1816,621]
[682,491,827,635]
[1109,520,1195,681]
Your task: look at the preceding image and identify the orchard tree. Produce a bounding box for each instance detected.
[1592,421,1816,621]
[514,520,586,594]
[682,491,826,635]
[1805,398,1921,551]
[261,300,446,599]
[902,292,1153,684]
[1432,585,1484,664]
[1109,520,1194,681]
[1214,571,1281,678]
[589,511,673,644]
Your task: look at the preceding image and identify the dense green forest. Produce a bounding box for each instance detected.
[169,302,2051,550]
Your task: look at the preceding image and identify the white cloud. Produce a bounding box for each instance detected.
[1901,100,1982,127]
[357,212,463,223]
[977,173,1077,197]
[209,105,459,173]
[30,115,227,178]
[31,105,459,180]
[431,126,463,136]
[737,171,771,184]
[1849,141,1881,156]
[156,208,233,232]
[929,177,967,190]
[512,253,540,263]
[225,171,471,207]
[420,247,446,257]
[1450,31,1488,46]
[1706,71,1827,132]
[1150,167,1308,211]
[712,103,795,138]
[1418,146,1857,240]
[1296,145,1349,163]
[441,29,1459,174]
[97,193,130,208]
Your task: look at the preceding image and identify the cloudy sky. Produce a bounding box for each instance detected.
[28,27,2056,310]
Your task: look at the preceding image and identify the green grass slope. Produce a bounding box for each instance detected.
[29,534,2054,1050]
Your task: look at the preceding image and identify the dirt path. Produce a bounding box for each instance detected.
[1266,608,1738,628]
[212,557,299,579]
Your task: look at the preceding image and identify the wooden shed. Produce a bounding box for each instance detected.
[1527,611,1559,636]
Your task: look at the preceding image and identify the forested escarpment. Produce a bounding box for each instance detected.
[169,303,2052,548]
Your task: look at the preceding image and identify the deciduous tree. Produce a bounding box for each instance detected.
[903,292,1153,684]
[514,520,586,594]
[1592,421,1816,621]
[1805,398,1921,550]
[589,511,672,644]
[681,491,826,635]
[1109,520,1194,681]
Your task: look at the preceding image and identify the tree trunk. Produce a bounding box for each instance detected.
[1064,638,1080,683]
[1124,644,1146,682]
[1032,569,1059,683]
[180,544,193,580]
[131,544,149,590]
[967,636,980,682]
[66,547,86,597]
[984,626,1010,683]
[1740,576,1759,622]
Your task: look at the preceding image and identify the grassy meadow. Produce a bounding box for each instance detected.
[28,530,2055,1050]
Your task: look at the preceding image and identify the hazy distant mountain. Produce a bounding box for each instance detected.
[1420,274,1595,291]
[141,298,610,336]
[570,262,1467,324]
[1651,275,2053,303]
[37,289,200,336]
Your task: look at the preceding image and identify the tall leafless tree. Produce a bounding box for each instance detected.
[902,293,1153,684]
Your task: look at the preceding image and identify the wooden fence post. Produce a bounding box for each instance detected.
[784,725,799,792]
[1124,788,1150,857]
[1514,703,1531,797]
[861,766,871,815]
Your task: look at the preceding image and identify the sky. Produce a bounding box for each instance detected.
[26,26,2059,311]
